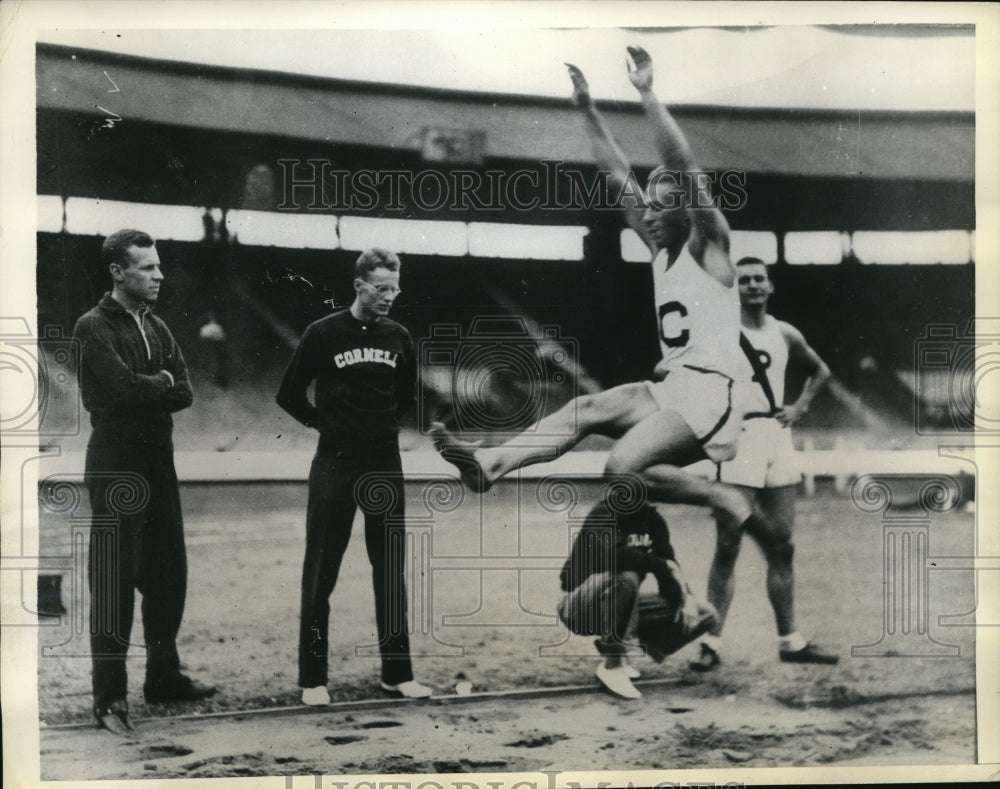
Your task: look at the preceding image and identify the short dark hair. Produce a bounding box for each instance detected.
[736,256,766,267]
[102,229,155,269]
[354,248,401,279]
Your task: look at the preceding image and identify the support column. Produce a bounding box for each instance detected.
[851,474,962,658]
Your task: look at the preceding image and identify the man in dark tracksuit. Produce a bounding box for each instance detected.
[73,229,216,736]
[559,499,715,699]
[277,248,431,704]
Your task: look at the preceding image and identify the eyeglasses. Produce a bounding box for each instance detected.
[361,282,402,297]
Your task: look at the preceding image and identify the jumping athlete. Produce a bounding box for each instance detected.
[277,248,433,704]
[690,258,839,670]
[432,47,760,539]
[74,229,217,736]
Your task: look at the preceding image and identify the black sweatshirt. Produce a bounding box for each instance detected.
[560,502,680,602]
[73,293,193,446]
[276,309,416,453]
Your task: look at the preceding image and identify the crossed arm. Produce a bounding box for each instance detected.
[76,315,193,412]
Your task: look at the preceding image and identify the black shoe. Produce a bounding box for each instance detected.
[593,638,612,657]
[429,422,491,493]
[37,574,67,617]
[779,641,840,665]
[688,642,721,672]
[143,673,217,704]
[642,602,718,663]
[95,700,139,736]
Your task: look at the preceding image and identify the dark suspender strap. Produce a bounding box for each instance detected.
[739,331,779,415]
[699,377,733,445]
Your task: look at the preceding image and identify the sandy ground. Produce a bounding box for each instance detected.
[32,480,980,780]
[39,683,975,780]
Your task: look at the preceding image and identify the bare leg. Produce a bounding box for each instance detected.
[603,409,705,477]
[601,410,755,524]
[748,485,838,663]
[704,485,756,638]
[642,463,754,523]
[746,485,797,637]
[605,413,770,664]
[433,382,657,490]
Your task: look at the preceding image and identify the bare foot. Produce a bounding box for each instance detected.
[429,422,492,493]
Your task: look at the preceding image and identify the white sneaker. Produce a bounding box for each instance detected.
[596,664,642,699]
[301,686,330,706]
[380,680,433,699]
[622,664,640,680]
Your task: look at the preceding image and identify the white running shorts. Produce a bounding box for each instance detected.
[644,366,740,463]
[718,416,801,488]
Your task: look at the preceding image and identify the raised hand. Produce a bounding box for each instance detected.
[626,45,653,92]
[565,63,592,109]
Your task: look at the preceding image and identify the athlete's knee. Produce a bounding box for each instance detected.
[604,450,640,477]
[707,483,752,523]
[576,392,610,424]
[607,572,641,623]
[714,527,743,564]
[761,534,795,566]
[612,571,641,598]
[579,384,646,429]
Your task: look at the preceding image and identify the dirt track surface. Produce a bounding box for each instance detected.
[35,483,981,779]
[41,682,975,780]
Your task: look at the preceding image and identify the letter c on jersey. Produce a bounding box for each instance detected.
[659,301,689,348]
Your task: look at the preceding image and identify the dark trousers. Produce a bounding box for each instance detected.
[298,446,413,687]
[85,441,187,710]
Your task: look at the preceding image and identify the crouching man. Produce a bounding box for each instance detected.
[557,491,716,699]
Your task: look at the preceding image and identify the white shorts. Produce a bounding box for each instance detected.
[718,417,801,488]
[643,366,740,463]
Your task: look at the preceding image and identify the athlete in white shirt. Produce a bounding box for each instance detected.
[433,47,760,587]
[690,257,838,670]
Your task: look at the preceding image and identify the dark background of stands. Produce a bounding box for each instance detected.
[36,86,975,435]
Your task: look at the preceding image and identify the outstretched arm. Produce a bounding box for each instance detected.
[778,321,831,427]
[626,46,733,284]
[566,63,652,249]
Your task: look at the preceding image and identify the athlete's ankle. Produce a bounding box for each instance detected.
[779,631,807,652]
[478,452,501,482]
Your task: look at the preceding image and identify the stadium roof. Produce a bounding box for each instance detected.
[37,43,973,182]
[36,26,975,113]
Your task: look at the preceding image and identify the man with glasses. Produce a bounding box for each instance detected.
[277,248,432,703]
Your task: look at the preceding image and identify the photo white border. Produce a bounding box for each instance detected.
[3,2,998,787]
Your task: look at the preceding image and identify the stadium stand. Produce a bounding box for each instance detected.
[35,43,976,469]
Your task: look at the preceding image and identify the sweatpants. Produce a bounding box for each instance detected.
[298,445,413,687]
[85,440,187,711]
[557,571,643,657]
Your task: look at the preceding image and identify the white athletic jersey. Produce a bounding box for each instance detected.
[739,315,789,414]
[651,245,741,379]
